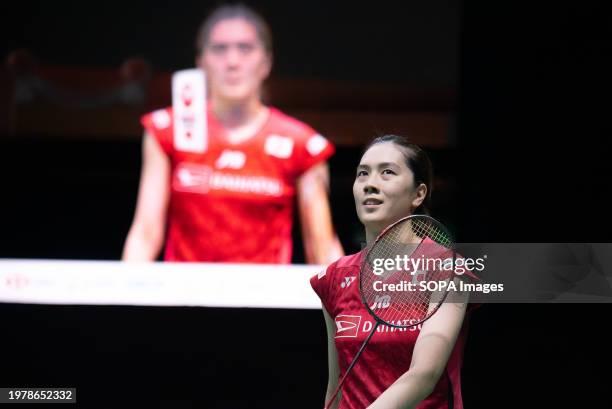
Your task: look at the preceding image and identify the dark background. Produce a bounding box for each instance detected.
[2,1,612,408]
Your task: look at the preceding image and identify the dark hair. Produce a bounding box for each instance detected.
[195,4,273,57]
[364,134,434,215]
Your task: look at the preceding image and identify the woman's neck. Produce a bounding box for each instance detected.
[212,96,264,129]
[211,96,268,144]
[364,215,420,247]
[365,228,380,246]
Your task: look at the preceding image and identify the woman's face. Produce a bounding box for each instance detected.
[353,142,426,238]
[198,18,271,103]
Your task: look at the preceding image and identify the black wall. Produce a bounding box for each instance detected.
[458,2,612,407]
[1,1,460,86]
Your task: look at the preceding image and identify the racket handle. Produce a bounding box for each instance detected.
[324,321,379,409]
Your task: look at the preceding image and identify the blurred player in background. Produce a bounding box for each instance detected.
[123,4,343,263]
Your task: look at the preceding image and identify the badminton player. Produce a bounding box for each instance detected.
[311,135,470,408]
[122,4,343,263]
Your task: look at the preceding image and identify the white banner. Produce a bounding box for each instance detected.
[0,260,324,309]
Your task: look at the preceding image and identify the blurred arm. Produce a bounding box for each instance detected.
[122,131,171,261]
[297,162,344,264]
[323,306,341,409]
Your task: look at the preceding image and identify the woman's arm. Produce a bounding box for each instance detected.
[323,306,341,409]
[368,292,468,409]
[122,132,171,261]
[297,162,344,264]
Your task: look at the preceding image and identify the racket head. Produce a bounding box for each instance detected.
[359,214,456,328]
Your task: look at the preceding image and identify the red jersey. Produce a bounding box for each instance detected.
[141,106,334,262]
[311,250,471,409]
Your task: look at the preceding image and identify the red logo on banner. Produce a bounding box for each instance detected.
[181,84,194,106]
[5,273,30,290]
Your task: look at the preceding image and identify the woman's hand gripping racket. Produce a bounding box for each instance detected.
[324,214,456,409]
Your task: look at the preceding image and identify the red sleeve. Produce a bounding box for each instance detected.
[310,260,338,314]
[294,131,335,176]
[140,108,174,157]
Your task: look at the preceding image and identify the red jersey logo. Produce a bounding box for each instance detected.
[334,315,362,338]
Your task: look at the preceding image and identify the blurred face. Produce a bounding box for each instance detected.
[353,142,427,238]
[198,18,271,103]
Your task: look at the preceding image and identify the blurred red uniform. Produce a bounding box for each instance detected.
[141,106,334,262]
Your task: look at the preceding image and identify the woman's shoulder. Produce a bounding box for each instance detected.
[266,107,317,137]
[334,250,365,269]
[318,250,365,280]
[141,106,174,131]
[311,250,365,308]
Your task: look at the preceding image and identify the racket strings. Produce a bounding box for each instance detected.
[361,217,454,327]
[412,218,452,246]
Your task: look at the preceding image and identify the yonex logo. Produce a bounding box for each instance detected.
[340,276,356,289]
[334,315,361,338]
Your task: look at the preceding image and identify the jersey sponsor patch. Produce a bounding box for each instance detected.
[369,294,391,310]
[173,162,282,196]
[335,314,362,338]
[175,164,211,189]
[265,134,294,159]
[306,134,328,156]
[151,109,171,129]
[215,150,246,169]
